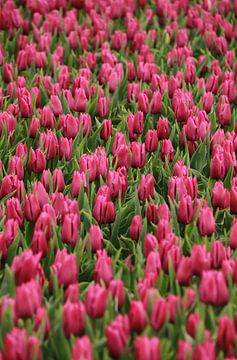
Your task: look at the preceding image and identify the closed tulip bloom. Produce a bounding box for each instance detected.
[24,194,41,223]
[178,195,194,224]
[34,307,51,339]
[29,117,40,138]
[210,153,226,179]
[79,154,98,182]
[135,336,160,360]
[138,92,149,114]
[52,169,65,192]
[11,250,41,286]
[199,270,229,306]
[186,313,201,338]
[130,215,142,241]
[217,316,236,356]
[132,111,144,135]
[150,91,162,114]
[3,63,15,82]
[211,182,230,209]
[59,137,72,161]
[93,195,116,224]
[63,301,85,337]
[3,328,41,360]
[174,98,189,123]
[3,219,19,247]
[15,280,42,318]
[217,102,232,126]
[176,256,193,286]
[229,220,237,249]
[157,117,170,139]
[94,250,113,286]
[202,92,214,113]
[18,93,33,118]
[146,204,159,224]
[64,283,80,304]
[160,139,174,162]
[28,149,46,174]
[8,156,24,180]
[144,234,158,258]
[191,244,210,276]
[74,88,87,112]
[41,105,54,129]
[50,95,63,116]
[40,131,59,161]
[62,213,80,245]
[211,240,229,269]
[51,249,78,288]
[131,142,146,168]
[85,284,107,318]
[106,315,130,358]
[89,224,103,252]
[31,230,48,257]
[72,336,93,360]
[108,280,125,309]
[59,114,79,139]
[5,197,23,226]
[138,174,154,201]
[100,119,112,141]
[97,96,109,118]
[150,297,167,331]
[156,219,171,242]
[145,130,158,152]
[145,251,162,280]
[71,171,88,197]
[193,340,216,360]
[129,300,147,332]
[198,207,216,236]
[176,340,193,360]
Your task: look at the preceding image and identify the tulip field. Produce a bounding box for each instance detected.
[1,0,237,359]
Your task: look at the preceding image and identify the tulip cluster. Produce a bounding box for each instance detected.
[1,0,237,359]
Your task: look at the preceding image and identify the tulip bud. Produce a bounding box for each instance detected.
[108,279,125,309]
[150,298,167,331]
[191,245,211,276]
[176,256,193,286]
[199,270,229,306]
[94,250,113,286]
[178,193,194,223]
[59,137,72,161]
[106,315,130,358]
[145,130,158,152]
[72,336,93,360]
[157,117,169,140]
[129,300,147,332]
[135,336,160,360]
[217,316,236,356]
[62,213,80,245]
[85,284,107,318]
[31,230,48,257]
[88,224,103,252]
[11,250,41,286]
[144,234,158,258]
[51,249,78,288]
[130,215,142,241]
[138,174,154,201]
[28,149,46,174]
[5,197,23,226]
[15,280,42,318]
[63,301,85,337]
[34,307,51,339]
[29,117,40,138]
[198,207,216,236]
